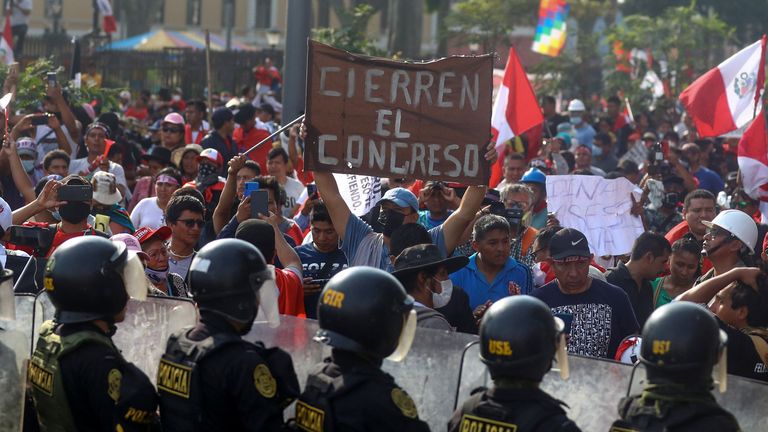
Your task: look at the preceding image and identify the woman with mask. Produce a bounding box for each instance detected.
[392,243,469,331]
[134,225,188,297]
[650,238,701,308]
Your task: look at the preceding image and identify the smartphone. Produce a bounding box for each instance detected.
[10,226,44,247]
[250,190,269,219]
[93,214,110,233]
[46,72,57,87]
[554,313,574,335]
[57,185,93,202]
[31,115,49,126]
[307,183,317,197]
[243,182,259,197]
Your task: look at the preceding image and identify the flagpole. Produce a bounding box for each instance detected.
[752,34,767,120]
[205,30,213,124]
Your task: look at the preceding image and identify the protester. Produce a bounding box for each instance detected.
[682,142,725,195]
[665,189,717,247]
[519,167,548,229]
[201,108,238,173]
[643,176,685,234]
[567,99,596,148]
[699,209,758,282]
[170,143,202,184]
[232,102,272,172]
[68,122,129,199]
[650,238,701,308]
[417,181,457,229]
[130,167,181,230]
[128,145,172,211]
[164,195,205,281]
[267,147,304,218]
[90,171,134,235]
[42,149,70,177]
[530,228,639,359]
[573,145,606,176]
[184,99,209,145]
[159,112,186,151]
[592,132,619,173]
[134,226,188,297]
[494,152,526,190]
[499,183,538,266]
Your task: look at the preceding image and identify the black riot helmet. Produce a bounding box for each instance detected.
[45,236,147,324]
[315,267,416,361]
[189,238,270,324]
[479,296,567,381]
[640,302,727,386]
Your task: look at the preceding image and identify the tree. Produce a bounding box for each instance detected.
[387,0,424,58]
[445,0,537,54]
[425,0,451,56]
[312,4,385,56]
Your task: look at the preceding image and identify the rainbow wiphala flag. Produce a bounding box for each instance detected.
[531,0,570,57]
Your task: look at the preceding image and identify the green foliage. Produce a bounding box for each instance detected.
[445,0,537,53]
[311,4,385,57]
[0,58,122,112]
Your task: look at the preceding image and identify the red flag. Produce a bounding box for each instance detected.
[680,36,766,137]
[0,10,14,65]
[491,48,543,154]
[737,112,768,223]
[97,0,117,34]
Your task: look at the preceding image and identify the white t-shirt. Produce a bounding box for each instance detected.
[130,197,166,230]
[68,158,131,203]
[281,176,305,218]
[10,0,32,27]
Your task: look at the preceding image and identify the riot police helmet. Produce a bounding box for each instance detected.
[479,296,568,381]
[189,238,271,324]
[315,267,417,361]
[640,302,727,386]
[45,236,148,324]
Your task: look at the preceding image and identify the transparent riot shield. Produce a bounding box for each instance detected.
[33,293,198,386]
[457,343,768,431]
[0,295,36,432]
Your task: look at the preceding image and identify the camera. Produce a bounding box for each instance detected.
[489,202,524,227]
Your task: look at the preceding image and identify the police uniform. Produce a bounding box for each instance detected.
[295,351,430,432]
[157,314,299,431]
[609,391,741,432]
[449,385,580,432]
[30,321,158,432]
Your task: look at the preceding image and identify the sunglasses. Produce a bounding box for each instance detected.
[176,218,205,228]
[162,127,183,133]
[706,227,733,239]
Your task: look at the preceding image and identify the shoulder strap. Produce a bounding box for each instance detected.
[747,332,768,364]
[652,277,664,307]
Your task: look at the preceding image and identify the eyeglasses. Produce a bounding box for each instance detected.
[145,248,168,260]
[706,227,733,239]
[162,127,183,134]
[176,218,205,228]
[732,201,749,209]
[531,247,546,261]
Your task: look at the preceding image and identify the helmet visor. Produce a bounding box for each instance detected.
[0,273,14,321]
[386,309,417,362]
[553,316,569,380]
[255,265,280,328]
[120,252,149,301]
[714,329,728,393]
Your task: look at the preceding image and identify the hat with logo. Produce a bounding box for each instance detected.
[0,197,12,233]
[197,148,223,167]
[134,226,172,245]
[110,233,148,260]
[549,228,591,260]
[91,171,123,206]
[392,244,469,280]
[16,137,37,158]
[379,187,419,213]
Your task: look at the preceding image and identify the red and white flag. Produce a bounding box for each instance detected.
[491,47,543,153]
[0,10,14,65]
[679,36,766,137]
[737,112,768,222]
[97,0,117,34]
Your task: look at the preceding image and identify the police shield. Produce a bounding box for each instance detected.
[34,293,198,386]
[457,342,768,431]
[0,295,36,432]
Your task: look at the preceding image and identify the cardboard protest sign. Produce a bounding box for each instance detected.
[332,173,382,216]
[546,175,643,257]
[304,40,493,185]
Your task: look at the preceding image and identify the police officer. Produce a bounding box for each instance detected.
[157,238,299,431]
[294,267,430,431]
[449,296,580,432]
[610,302,741,431]
[29,236,159,431]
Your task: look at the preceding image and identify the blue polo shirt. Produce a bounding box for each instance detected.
[449,253,532,310]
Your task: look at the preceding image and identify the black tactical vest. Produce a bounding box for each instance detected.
[455,387,571,432]
[609,394,740,432]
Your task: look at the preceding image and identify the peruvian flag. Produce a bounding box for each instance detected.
[491,47,543,153]
[679,36,766,137]
[738,111,768,223]
[97,0,117,34]
[0,9,14,65]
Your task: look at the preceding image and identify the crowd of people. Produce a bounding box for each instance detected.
[2,58,767,431]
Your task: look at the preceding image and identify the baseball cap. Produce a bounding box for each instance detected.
[642,131,657,141]
[162,112,185,125]
[379,187,419,213]
[549,228,591,260]
[0,197,11,233]
[392,244,468,280]
[91,171,123,206]
[134,226,172,245]
[197,148,223,167]
[16,137,37,157]
[110,233,148,260]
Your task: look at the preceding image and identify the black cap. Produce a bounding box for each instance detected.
[549,228,591,260]
[392,244,468,279]
[140,145,172,165]
[258,103,275,117]
[234,103,256,124]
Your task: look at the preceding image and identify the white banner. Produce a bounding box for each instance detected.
[333,173,382,217]
[546,175,643,257]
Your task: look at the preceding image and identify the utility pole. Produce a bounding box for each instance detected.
[282,0,311,123]
[224,0,234,51]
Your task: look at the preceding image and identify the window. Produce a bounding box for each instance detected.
[254,0,271,29]
[187,0,202,26]
[154,0,166,24]
[222,0,237,28]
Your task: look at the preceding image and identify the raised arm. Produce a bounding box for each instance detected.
[47,84,80,143]
[2,138,35,203]
[213,154,246,234]
[676,267,761,303]
[12,180,65,225]
[261,212,302,275]
[441,185,486,254]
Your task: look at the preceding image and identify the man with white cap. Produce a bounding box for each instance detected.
[567,99,596,148]
[698,209,759,283]
[91,171,134,235]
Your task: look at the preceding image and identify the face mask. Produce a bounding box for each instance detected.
[196,163,218,186]
[59,202,90,223]
[172,95,181,102]
[22,160,35,172]
[145,267,169,285]
[378,209,406,237]
[591,145,603,157]
[570,116,583,125]
[432,279,453,309]
[662,192,679,209]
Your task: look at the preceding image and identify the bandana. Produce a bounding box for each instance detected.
[156,174,179,186]
[85,121,111,138]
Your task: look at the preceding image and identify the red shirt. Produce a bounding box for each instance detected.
[185,124,208,145]
[124,107,148,121]
[665,220,713,274]
[284,222,304,246]
[275,267,305,317]
[234,126,272,173]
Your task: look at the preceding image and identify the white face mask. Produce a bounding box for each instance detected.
[431,278,453,309]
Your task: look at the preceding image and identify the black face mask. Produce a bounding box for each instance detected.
[59,202,91,223]
[378,209,406,237]
[662,192,680,209]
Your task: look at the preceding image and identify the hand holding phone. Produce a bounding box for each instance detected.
[250,190,269,219]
